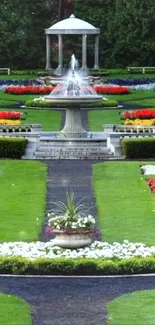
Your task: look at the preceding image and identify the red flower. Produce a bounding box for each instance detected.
[121,109,155,120]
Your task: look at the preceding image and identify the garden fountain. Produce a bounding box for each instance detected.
[24,55,113,159]
[43,54,103,138]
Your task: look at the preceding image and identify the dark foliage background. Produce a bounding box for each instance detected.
[0,0,155,69]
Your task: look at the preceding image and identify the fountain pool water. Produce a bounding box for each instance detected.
[43,54,103,138]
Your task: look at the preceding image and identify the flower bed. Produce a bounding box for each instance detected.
[0,111,23,120]
[146,178,155,193]
[124,119,155,126]
[0,119,22,125]
[105,78,155,86]
[4,84,130,95]
[4,85,54,95]
[121,109,155,120]
[93,85,130,94]
[0,240,155,259]
[141,165,155,175]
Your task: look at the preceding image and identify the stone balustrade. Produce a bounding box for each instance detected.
[104,124,155,134]
[0,124,42,133]
[104,124,155,156]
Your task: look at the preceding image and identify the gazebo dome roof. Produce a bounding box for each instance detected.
[46,14,100,35]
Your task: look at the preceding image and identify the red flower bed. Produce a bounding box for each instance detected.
[146,178,155,193]
[5,85,55,95]
[0,111,23,119]
[121,109,155,120]
[93,85,130,94]
[4,85,130,95]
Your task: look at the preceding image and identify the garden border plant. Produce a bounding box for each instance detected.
[1,255,155,275]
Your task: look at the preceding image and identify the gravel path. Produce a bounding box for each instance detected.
[1,275,155,325]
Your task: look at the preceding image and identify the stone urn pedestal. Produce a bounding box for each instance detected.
[52,229,93,249]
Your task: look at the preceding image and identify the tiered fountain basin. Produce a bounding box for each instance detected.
[43,95,103,105]
[43,94,103,139]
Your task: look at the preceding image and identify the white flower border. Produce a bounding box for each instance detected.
[0,240,155,260]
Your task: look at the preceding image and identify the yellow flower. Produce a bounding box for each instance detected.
[124,119,155,126]
[0,119,22,125]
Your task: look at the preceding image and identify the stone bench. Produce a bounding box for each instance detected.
[0,68,10,75]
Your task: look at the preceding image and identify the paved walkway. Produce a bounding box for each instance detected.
[0,275,155,325]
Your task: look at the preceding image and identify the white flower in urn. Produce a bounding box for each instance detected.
[44,191,101,237]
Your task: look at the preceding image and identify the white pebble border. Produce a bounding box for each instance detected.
[0,240,155,260]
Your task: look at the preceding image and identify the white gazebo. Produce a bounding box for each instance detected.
[45,14,100,74]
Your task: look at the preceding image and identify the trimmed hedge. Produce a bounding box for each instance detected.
[0,137,28,158]
[11,70,54,76]
[25,99,118,109]
[121,138,155,158]
[1,256,155,275]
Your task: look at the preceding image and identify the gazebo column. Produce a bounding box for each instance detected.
[45,35,52,70]
[57,34,63,74]
[82,34,87,70]
[94,34,99,70]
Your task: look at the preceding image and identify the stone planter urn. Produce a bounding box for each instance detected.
[52,229,93,249]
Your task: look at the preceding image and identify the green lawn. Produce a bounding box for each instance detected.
[0,108,61,131]
[18,108,60,131]
[0,92,37,106]
[130,98,155,107]
[88,109,122,131]
[0,74,36,80]
[108,290,155,325]
[0,160,46,242]
[105,90,155,103]
[0,293,32,325]
[88,91,155,131]
[93,161,155,245]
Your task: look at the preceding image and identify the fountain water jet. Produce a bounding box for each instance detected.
[44,54,103,138]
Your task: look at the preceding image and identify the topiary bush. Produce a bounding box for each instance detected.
[121,138,155,158]
[0,137,28,158]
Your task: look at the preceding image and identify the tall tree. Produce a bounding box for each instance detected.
[74,0,155,67]
[0,0,58,69]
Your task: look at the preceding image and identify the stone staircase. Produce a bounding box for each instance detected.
[34,137,113,160]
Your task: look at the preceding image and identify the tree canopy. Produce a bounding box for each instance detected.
[0,0,155,69]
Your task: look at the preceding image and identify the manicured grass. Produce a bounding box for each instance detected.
[0,160,46,242]
[0,293,32,325]
[18,108,60,131]
[0,108,61,131]
[108,290,155,325]
[130,98,155,107]
[0,74,36,80]
[0,92,37,106]
[108,72,155,79]
[88,109,122,131]
[93,161,155,244]
[88,91,155,131]
[106,90,155,103]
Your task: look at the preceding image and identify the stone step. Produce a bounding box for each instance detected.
[35,154,113,160]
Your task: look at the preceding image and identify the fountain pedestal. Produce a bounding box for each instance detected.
[60,107,87,138]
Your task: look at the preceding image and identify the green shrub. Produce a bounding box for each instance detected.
[88,71,109,77]
[25,99,118,109]
[0,256,155,275]
[11,69,54,76]
[121,138,155,158]
[0,137,27,158]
